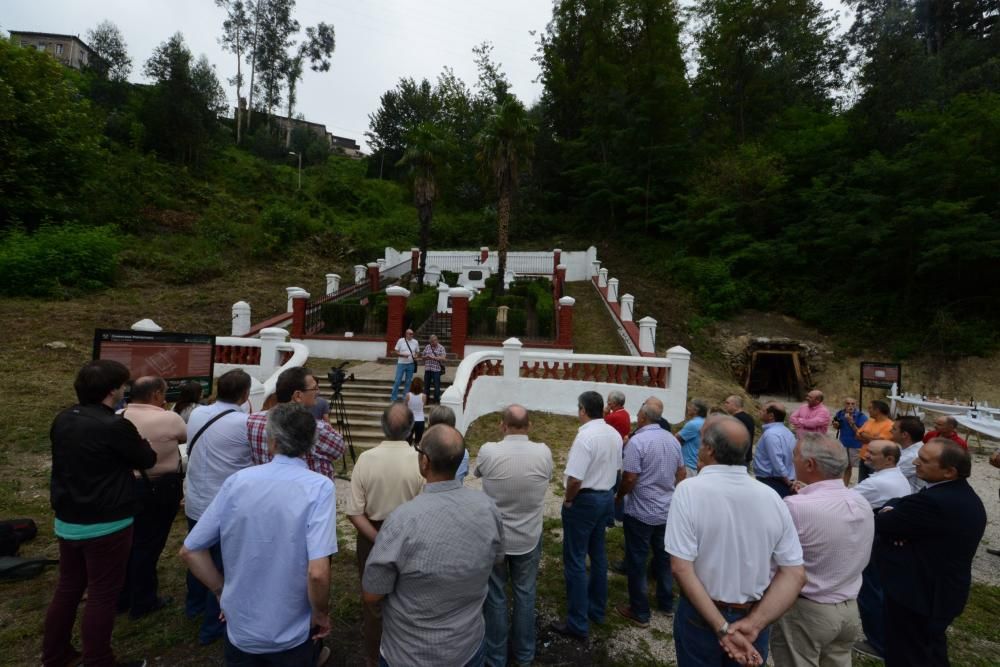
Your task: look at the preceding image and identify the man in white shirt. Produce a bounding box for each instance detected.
[853,440,913,661]
[665,416,805,666]
[476,405,553,667]
[854,441,912,511]
[891,416,926,493]
[550,391,623,641]
[183,369,252,646]
[390,329,419,402]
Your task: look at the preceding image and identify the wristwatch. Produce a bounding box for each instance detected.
[716,621,729,639]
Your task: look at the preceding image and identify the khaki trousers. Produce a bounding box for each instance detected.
[771,596,860,667]
[356,522,383,667]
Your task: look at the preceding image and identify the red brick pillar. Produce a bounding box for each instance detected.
[553,248,562,273]
[367,262,380,292]
[291,291,310,338]
[410,247,420,274]
[449,287,471,358]
[479,246,489,264]
[557,296,575,348]
[556,263,567,298]
[385,286,410,355]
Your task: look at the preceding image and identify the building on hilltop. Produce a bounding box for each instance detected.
[8,31,103,71]
[329,134,363,159]
[246,107,365,159]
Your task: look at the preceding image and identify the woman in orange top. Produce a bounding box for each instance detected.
[853,399,894,482]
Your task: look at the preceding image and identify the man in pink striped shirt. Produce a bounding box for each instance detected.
[770,433,874,667]
[789,390,832,435]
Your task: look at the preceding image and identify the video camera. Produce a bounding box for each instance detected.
[328,362,354,396]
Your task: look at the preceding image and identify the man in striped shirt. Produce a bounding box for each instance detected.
[771,433,873,667]
[247,367,346,478]
[422,335,447,404]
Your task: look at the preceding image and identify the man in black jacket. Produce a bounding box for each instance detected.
[875,438,987,667]
[42,360,156,667]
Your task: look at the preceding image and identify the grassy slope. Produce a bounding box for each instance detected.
[3,246,999,664]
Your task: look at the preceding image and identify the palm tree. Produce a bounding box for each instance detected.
[397,122,451,289]
[477,97,537,296]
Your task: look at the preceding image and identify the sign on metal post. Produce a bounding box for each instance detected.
[859,361,902,407]
[93,329,216,401]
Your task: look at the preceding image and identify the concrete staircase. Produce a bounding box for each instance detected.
[316,374,451,450]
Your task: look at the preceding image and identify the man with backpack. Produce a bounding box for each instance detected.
[183,369,253,646]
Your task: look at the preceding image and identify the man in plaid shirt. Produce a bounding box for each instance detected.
[247,367,346,478]
[422,335,447,404]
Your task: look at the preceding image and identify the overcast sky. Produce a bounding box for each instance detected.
[4,0,850,152]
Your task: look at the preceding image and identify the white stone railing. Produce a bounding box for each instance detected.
[383,246,599,281]
[213,328,309,411]
[441,337,690,433]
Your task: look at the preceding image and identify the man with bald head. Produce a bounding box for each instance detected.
[346,402,424,666]
[119,376,188,619]
[853,441,912,661]
[364,425,504,667]
[790,390,832,435]
[723,395,756,463]
[770,433,873,667]
[666,416,805,666]
[876,439,986,666]
[923,415,968,449]
[615,397,685,627]
[476,405,553,667]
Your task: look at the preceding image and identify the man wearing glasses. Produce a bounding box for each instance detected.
[247,367,346,478]
[833,397,868,485]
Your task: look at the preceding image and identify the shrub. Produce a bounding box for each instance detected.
[260,202,319,244]
[0,224,121,296]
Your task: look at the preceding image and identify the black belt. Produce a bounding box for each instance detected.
[577,488,612,495]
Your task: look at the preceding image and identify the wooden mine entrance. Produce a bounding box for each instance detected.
[744,343,810,400]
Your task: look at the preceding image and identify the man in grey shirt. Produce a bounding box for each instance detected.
[475,405,553,667]
[363,425,504,667]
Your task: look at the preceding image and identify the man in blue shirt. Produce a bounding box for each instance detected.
[181,403,338,664]
[832,397,868,485]
[614,398,686,626]
[753,402,797,498]
[677,399,708,477]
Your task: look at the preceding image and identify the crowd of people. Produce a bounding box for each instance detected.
[42,359,994,667]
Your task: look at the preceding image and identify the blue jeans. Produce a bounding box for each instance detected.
[424,370,442,403]
[379,633,485,667]
[185,516,226,644]
[623,515,672,621]
[857,557,885,656]
[483,539,542,667]
[674,596,771,667]
[562,490,613,635]
[390,363,414,402]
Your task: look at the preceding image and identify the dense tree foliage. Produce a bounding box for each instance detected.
[0,40,104,230]
[528,0,999,354]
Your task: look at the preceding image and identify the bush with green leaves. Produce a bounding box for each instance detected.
[0,225,122,296]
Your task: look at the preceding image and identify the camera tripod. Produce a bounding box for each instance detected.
[328,363,357,478]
